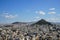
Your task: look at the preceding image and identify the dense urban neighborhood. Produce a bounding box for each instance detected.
[0,19,60,40]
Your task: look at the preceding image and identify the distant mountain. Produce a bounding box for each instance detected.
[12,22,27,24]
[31,19,53,26]
[0,19,54,28]
[12,22,34,25]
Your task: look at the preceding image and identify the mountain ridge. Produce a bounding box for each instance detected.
[31,19,53,26]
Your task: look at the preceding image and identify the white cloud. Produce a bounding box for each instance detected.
[36,11,45,15]
[33,16,41,21]
[2,13,18,19]
[48,11,56,14]
[49,8,55,10]
[5,15,18,19]
[35,16,40,19]
[33,19,40,21]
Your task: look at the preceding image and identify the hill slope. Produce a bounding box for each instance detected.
[31,19,53,26]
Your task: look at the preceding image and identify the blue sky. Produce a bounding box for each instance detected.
[0,0,60,23]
